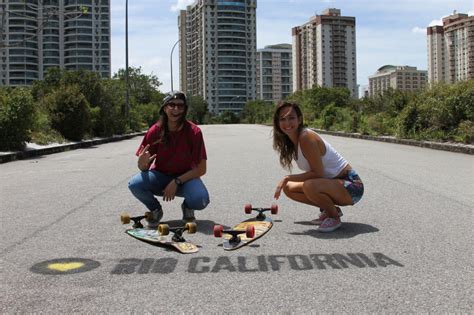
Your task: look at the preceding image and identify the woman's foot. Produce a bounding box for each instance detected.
[311,207,343,225]
[317,217,342,232]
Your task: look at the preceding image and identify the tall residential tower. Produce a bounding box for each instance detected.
[256,43,292,103]
[0,0,111,87]
[179,0,257,114]
[427,12,474,84]
[292,8,357,97]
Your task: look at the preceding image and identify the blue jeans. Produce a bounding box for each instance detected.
[128,170,210,211]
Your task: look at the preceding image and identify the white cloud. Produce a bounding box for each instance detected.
[171,0,195,12]
[411,27,426,34]
[428,18,443,26]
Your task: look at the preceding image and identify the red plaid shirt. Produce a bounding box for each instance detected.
[136,121,207,176]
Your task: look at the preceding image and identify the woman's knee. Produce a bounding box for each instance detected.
[302,179,319,195]
[282,182,292,197]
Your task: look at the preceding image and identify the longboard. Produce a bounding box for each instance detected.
[121,213,198,254]
[214,204,278,251]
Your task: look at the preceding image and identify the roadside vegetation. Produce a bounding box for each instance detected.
[0,68,472,151]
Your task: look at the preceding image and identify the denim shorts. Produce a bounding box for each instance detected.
[341,169,364,205]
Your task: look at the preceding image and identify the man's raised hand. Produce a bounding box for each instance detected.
[137,144,156,171]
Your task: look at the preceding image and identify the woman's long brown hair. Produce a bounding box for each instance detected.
[272,101,304,171]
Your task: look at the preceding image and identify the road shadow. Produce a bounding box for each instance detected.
[290,221,379,239]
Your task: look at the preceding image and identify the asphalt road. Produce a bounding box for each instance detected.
[1,124,472,313]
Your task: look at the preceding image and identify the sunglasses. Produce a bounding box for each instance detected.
[166,103,186,110]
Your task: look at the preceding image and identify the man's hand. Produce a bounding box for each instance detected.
[137,144,156,171]
[162,181,178,202]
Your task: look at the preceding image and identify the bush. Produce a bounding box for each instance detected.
[396,81,474,141]
[454,120,474,143]
[0,88,36,150]
[318,104,358,132]
[359,112,396,136]
[30,109,65,145]
[133,103,160,128]
[209,111,240,124]
[45,85,91,141]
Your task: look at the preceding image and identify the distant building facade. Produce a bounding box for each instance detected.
[179,0,257,114]
[368,65,427,96]
[292,8,357,97]
[256,44,292,103]
[427,12,474,84]
[0,0,111,87]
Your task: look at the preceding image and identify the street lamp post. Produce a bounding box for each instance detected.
[124,0,129,120]
[170,38,180,92]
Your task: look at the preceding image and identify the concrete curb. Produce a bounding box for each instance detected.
[1,127,472,164]
[313,129,474,155]
[0,132,146,164]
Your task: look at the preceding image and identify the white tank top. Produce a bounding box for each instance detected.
[295,129,348,179]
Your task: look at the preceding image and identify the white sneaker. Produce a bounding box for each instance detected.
[311,207,343,225]
[317,217,342,232]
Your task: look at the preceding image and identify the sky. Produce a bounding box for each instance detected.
[110,0,474,94]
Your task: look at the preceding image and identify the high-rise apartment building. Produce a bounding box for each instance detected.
[368,65,427,97]
[292,8,357,97]
[179,0,257,114]
[427,12,474,84]
[0,0,111,87]
[256,43,292,103]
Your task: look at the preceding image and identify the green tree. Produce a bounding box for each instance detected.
[187,95,209,124]
[45,85,91,141]
[288,85,351,122]
[0,88,36,150]
[113,67,164,105]
[214,111,240,124]
[396,80,474,142]
[241,100,273,124]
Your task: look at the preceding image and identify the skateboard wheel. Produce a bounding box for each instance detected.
[246,225,255,238]
[120,213,130,224]
[185,222,197,234]
[244,204,252,214]
[158,224,170,235]
[213,225,223,238]
[144,211,152,221]
[271,204,278,215]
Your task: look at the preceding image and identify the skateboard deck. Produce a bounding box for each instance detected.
[125,227,199,254]
[120,213,198,254]
[214,204,277,251]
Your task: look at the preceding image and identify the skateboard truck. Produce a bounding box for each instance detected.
[159,223,197,243]
[121,212,156,229]
[213,225,255,244]
[244,204,278,220]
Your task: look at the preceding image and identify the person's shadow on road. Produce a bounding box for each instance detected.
[290,221,379,239]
